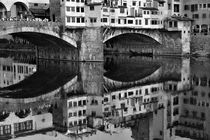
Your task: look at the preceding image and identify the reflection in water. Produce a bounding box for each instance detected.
[0,56,37,88]
[0,52,209,140]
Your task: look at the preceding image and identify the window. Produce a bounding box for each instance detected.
[77,17,80,23]
[69,112,72,117]
[67,17,70,22]
[81,17,85,23]
[76,0,79,2]
[69,101,72,108]
[128,91,133,96]
[90,18,97,23]
[173,97,179,105]
[83,100,86,105]
[168,4,171,10]
[72,17,75,23]
[111,19,115,23]
[102,18,107,23]
[103,8,108,12]
[208,3,210,8]
[110,9,115,12]
[173,108,179,116]
[145,88,148,95]
[71,7,75,12]
[76,7,80,12]
[112,95,116,100]
[78,100,82,106]
[174,21,178,27]
[132,1,136,6]
[90,6,94,11]
[81,7,84,12]
[184,5,190,10]
[83,110,86,115]
[128,20,133,24]
[203,4,206,8]
[203,13,206,18]
[118,19,121,24]
[124,19,126,24]
[193,14,199,19]
[120,8,125,13]
[66,6,70,12]
[104,97,109,102]
[73,101,77,107]
[34,3,38,6]
[145,19,148,25]
[174,4,180,12]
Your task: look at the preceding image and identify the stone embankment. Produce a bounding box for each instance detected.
[191,35,210,57]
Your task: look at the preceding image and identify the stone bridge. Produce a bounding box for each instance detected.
[0,21,78,48]
[0,21,188,61]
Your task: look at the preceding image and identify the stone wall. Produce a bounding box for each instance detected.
[79,27,103,61]
[191,35,210,56]
[105,30,182,56]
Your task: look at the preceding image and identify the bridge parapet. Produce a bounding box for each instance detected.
[0,21,61,34]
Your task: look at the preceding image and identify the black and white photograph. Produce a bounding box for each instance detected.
[0,0,209,139]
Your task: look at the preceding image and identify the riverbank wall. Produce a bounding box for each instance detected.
[191,35,210,57]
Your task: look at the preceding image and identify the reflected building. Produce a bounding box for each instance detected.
[0,105,53,139]
[0,57,37,88]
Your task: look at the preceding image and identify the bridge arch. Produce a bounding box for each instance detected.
[0,21,78,48]
[10,1,29,18]
[1,0,29,13]
[103,28,163,44]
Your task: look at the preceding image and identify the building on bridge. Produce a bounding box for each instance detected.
[28,0,50,19]
[0,0,50,19]
[182,0,210,35]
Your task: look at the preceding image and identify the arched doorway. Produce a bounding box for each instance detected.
[0,2,7,19]
[10,2,29,19]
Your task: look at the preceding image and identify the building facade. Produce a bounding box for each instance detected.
[182,0,210,35]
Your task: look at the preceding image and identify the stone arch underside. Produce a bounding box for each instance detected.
[103,29,163,44]
[0,27,78,48]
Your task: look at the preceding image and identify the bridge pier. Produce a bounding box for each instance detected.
[79,27,103,62]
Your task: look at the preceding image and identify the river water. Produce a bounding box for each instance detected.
[0,39,210,140]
